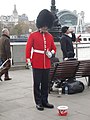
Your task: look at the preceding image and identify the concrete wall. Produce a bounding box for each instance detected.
[10,42,63,66]
[10,42,26,65]
[55,42,63,62]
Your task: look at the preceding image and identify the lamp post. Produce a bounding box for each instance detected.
[49,0,61,42]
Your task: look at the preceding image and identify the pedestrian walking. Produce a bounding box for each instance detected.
[0,28,12,81]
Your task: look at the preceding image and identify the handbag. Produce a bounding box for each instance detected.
[0,59,11,69]
[61,80,85,94]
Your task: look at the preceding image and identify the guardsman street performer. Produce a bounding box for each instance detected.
[26,9,56,111]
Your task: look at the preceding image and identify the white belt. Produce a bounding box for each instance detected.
[33,49,45,54]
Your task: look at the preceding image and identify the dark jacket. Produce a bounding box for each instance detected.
[60,33,76,59]
[0,34,11,60]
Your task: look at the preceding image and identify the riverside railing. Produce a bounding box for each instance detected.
[73,42,90,60]
[10,40,90,66]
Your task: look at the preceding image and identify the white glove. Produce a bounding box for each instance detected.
[27,58,32,67]
[46,50,52,58]
[51,50,55,54]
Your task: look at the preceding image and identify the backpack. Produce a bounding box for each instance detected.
[61,80,85,94]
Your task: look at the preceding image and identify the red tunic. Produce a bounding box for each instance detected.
[26,31,56,69]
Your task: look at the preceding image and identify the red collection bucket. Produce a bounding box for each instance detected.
[57,106,68,116]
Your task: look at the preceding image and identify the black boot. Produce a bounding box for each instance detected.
[42,103,54,108]
[36,104,44,111]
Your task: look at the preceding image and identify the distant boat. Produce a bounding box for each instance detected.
[73,33,90,48]
[76,33,90,43]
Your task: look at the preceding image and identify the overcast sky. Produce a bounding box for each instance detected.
[0,0,90,23]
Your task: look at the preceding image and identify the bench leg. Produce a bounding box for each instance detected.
[88,76,90,86]
[48,80,54,94]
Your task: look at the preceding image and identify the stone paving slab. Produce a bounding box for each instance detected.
[0,69,90,120]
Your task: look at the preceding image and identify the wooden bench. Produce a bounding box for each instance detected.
[76,60,90,86]
[49,59,90,92]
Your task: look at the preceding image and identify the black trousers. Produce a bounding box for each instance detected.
[33,68,50,105]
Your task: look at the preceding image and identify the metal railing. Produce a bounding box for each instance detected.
[73,42,90,60]
[10,41,90,66]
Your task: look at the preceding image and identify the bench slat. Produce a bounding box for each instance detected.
[49,60,90,81]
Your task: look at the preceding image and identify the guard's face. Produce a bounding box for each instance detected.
[39,26,48,33]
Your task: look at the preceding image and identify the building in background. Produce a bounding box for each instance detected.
[0,4,29,26]
[0,3,90,34]
[0,5,37,38]
[50,0,90,34]
[57,9,86,33]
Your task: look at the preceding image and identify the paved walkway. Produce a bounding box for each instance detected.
[0,69,90,120]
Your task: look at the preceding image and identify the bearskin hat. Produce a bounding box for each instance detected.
[36,9,54,29]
